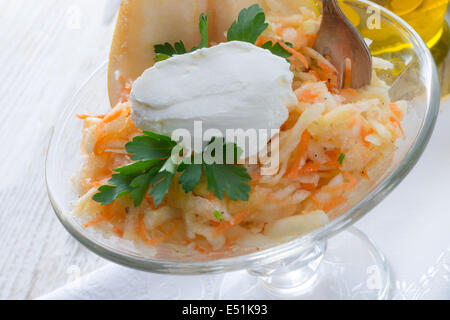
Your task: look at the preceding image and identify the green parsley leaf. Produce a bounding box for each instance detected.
[191,13,209,51]
[227,4,268,44]
[203,163,251,201]
[154,53,171,62]
[92,174,134,205]
[213,210,223,221]
[338,153,346,165]
[261,41,292,59]
[198,13,209,48]
[149,171,175,206]
[125,132,176,161]
[154,41,187,60]
[93,130,252,208]
[178,164,203,193]
[204,137,243,164]
[129,170,157,206]
[114,159,164,176]
[93,132,178,207]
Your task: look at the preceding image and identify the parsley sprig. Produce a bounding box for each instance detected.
[227,4,292,59]
[92,133,251,207]
[154,5,292,62]
[154,13,209,61]
[227,4,268,44]
[176,138,251,201]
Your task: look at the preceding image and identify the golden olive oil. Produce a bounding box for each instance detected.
[340,0,449,63]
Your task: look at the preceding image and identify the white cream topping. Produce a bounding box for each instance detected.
[130,41,297,157]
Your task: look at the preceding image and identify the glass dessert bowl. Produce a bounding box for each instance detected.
[46,0,440,299]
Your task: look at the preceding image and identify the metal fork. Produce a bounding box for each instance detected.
[314,0,372,88]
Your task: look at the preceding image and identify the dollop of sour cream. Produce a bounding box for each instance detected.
[130,41,297,157]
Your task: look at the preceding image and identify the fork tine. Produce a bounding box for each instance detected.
[313,0,372,89]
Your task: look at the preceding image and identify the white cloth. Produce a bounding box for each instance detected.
[39,97,450,300]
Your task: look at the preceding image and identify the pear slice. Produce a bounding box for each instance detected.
[108,0,209,106]
[108,0,318,107]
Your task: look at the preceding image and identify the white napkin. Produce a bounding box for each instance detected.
[39,96,450,300]
[39,263,226,300]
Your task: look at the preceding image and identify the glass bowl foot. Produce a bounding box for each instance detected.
[218,227,390,300]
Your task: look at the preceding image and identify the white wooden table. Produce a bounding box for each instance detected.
[1,0,449,300]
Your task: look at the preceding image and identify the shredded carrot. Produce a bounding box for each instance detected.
[322,171,357,192]
[118,75,127,87]
[309,70,320,81]
[146,227,176,246]
[84,203,124,228]
[213,222,232,237]
[343,171,357,189]
[339,88,358,96]
[389,103,403,119]
[182,239,192,246]
[213,209,250,237]
[224,235,241,247]
[317,60,335,74]
[83,215,106,228]
[250,172,262,181]
[390,116,405,136]
[208,192,217,201]
[311,194,323,210]
[323,160,341,168]
[361,126,375,147]
[145,195,165,210]
[347,114,360,127]
[233,209,251,225]
[93,133,108,156]
[323,196,347,212]
[137,214,175,246]
[296,89,318,103]
[326,73,339,89]
[297,162,321,175]
[275,27,286,37]
[137,214,149,243]
[320,184,348,193]
[259,222,269,234]
[92,106,133,156]
[301,183,316,191]
[287,130,311,178]
[289,57,304,70]
[280,42,309,69]
[261,36,309,68]
[325,149,339,160]
[112,226,124,238]
[304,34,317,47]
[361,170,369,179]
[120,86,132,103]
[325,149,342,166]
[323,149,341,168]
[76,114,105,120]
[194,243,212,254]
[210,220,221,227]
[101,204,114,220]
[103,108,124,124]
[343,58,352,88]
